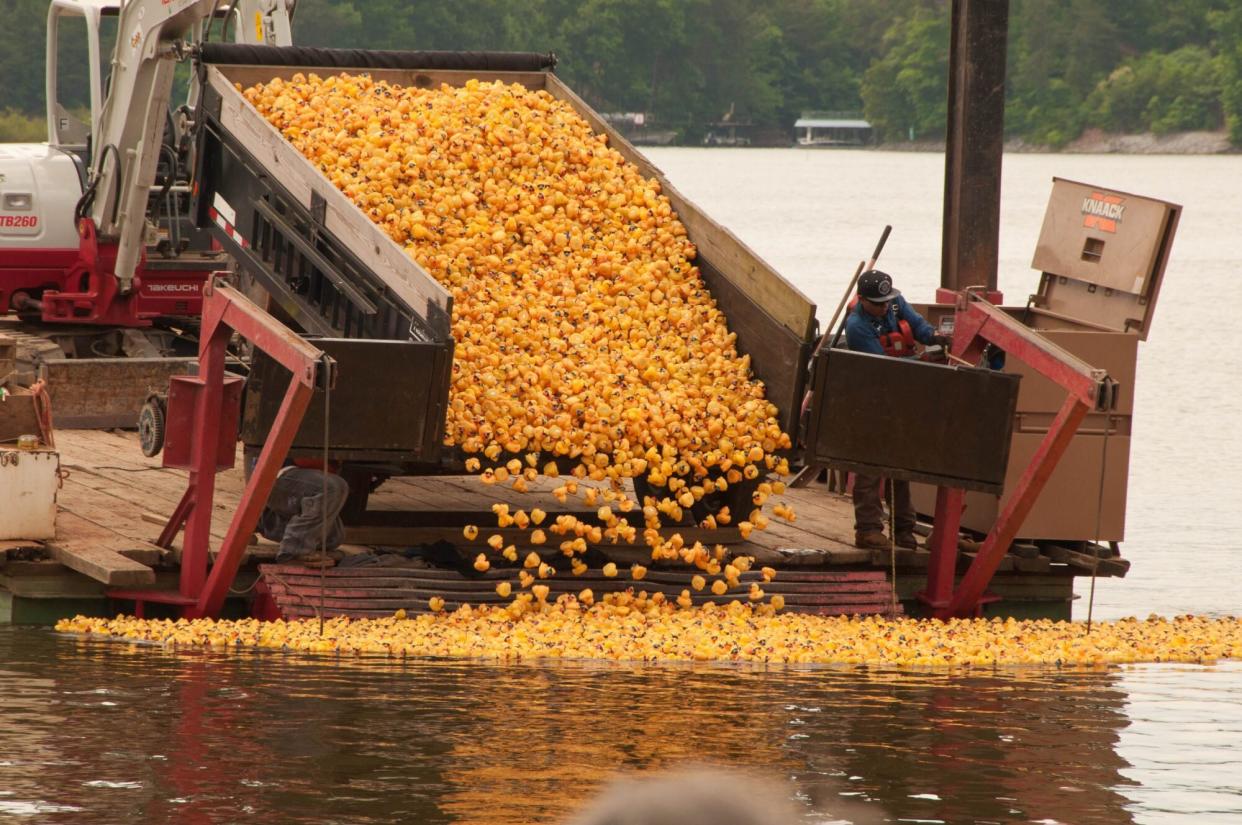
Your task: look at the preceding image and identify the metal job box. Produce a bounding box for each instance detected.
[911,178,1180,541]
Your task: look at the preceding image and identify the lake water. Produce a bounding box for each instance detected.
[2,150,1239,823]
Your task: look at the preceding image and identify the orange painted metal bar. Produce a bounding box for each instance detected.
[189,374,316,618]
[950,295,1106,408]
[919,487,964,610]
[178,320,229,600]
[117,280,330,618]
[925,290,1112,618]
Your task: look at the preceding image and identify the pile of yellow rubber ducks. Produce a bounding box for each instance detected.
[244,73,799,599]
[56,606,1242,666]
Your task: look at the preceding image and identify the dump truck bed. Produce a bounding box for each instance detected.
[197,48,817,436]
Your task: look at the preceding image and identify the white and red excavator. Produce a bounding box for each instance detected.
[0,0,293,369]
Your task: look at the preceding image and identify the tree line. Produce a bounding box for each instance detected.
[2,0,1241,146]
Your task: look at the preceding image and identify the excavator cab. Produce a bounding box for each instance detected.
[45,0,113,162]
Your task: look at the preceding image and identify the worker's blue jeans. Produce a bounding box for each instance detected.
[257,468,349,558]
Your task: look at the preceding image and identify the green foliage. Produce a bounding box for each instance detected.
[0,0,1237,146]
[0,109,45,143]
[860,7,949,141]
[1210,4,1242,143]
[1086,47,1222,135]
[0,0,54,116]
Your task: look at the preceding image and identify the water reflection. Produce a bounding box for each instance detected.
[6,628,1216,823]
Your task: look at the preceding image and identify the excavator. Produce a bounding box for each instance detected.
[0,0,294,379]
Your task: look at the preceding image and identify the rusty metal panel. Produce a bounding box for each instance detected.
[805,349,1020,494]
[1031,178,1180,340]
[941,0,1010,293]
[39,357,198,429]
[241,338,451,462]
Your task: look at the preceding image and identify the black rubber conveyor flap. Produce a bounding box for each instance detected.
[197,44,557,72]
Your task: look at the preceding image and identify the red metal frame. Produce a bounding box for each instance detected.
[109,279,330,618]
[918,291,1112,618]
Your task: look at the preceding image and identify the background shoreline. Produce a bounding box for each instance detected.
[878,128,1236,154]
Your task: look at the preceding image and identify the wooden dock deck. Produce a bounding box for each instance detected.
[0,430,1128,623]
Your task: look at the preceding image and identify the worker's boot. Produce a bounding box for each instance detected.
[854,531,891,550]
[894,532,920,550]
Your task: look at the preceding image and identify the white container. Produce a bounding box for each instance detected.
[0,448,58,540]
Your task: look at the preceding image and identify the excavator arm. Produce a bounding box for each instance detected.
[73,0,294,293]
[85,0,217,292]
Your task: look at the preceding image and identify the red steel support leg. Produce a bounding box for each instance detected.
[189,377,315,619]
[157,487,194,549]
[945,395,1089,617]
[920,486,964,611]
[178,324,229,602]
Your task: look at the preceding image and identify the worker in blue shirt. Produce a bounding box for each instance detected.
[845,269,948,551]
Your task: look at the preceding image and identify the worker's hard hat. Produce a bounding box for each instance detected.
[858,269,901,303]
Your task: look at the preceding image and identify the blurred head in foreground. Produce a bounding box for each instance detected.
[567,767,798,825]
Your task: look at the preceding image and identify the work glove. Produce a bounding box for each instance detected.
[932,334,953,349]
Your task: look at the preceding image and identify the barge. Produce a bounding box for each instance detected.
[0,429,1126,624]
[0,12,1178,625]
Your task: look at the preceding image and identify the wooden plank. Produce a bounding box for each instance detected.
[56,429,177,472]
[1012,555,1052,573]
[748,516,856,554]
[697,258,810,433]
[879,548,931,569]
[116,546,169,567]
[1041,544,1130,577]
[961,551,1014,572]
[62,462,191,515]
[59,478,166,538]
[387,476,492,510]
[0,571,107,598]
[46,512,155,586]
[1010,542,1042,558]
[55,481,179,568]
[59,473,232,545]
[0,559,70,576]
[405,474,583,512]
